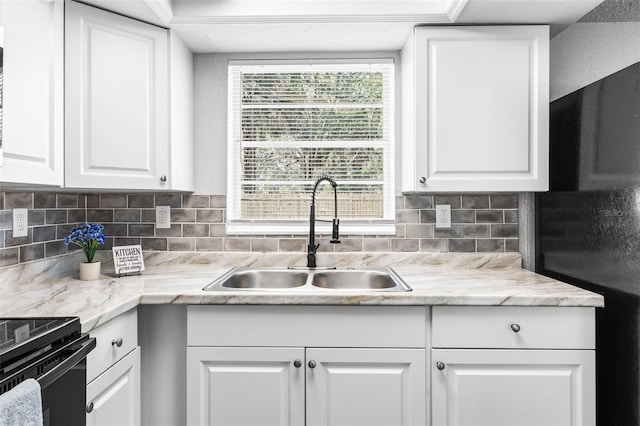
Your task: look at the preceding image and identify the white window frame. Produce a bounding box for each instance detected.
[226,58,395,235]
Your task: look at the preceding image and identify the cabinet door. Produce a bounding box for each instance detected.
[306,348,426,426]
[186,347,305,426]
[0,0,63,186]
[404,26,549,192]
[431,349,595,426]
[86,347,141,426]
[65,1,169,190]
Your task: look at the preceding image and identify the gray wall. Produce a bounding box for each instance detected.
[550,3,640,101]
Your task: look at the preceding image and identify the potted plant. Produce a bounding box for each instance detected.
[64,222,106,280]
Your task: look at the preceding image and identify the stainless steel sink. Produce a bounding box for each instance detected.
[206,269,308,290]
[311,269,411,291]
[203,267,411,292]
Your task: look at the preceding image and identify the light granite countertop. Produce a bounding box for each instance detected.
[0,252,604,332]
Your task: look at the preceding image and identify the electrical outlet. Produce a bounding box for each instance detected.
[435,204,451,229]
[156,206,171,229]
[12,208,28,237]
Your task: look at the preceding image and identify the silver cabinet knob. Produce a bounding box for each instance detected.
[111,338,123,347]
[86,402,94,413]
[510,323,521,333]
[419,176,427,184]
[160,175,167,182]
[293,359,302,368]
[436,361,445,371]
[308,360,316,369]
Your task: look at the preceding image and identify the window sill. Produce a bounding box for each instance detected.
[226,220,396,236]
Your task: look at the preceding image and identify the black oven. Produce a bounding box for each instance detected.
[0,317,96,426]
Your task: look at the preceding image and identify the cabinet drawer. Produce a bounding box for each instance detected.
[188,305,427,348]
[432,306,594,349]
[87,308,138,383]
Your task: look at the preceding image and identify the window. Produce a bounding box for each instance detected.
[227,59,395,235]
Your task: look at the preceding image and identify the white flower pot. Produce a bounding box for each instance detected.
[79,261,101,281]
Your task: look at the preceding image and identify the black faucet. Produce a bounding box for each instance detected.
[307,175,341,268]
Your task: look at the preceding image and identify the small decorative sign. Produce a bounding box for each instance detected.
[112,245,145,275]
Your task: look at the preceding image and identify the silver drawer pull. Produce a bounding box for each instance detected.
[111,338,123,347]
[86,402,94,413]
[308,360,316,369]
[510,323,521,333]
[293,359,302,368]
[436,361,445,371]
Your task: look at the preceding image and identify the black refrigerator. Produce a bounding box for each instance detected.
[536,61,640,426]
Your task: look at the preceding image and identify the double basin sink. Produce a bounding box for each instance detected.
[203,267,412,292]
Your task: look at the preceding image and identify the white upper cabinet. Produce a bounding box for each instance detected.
[402,26,549,192]
[65,1,193,191]
[0,0,64,186]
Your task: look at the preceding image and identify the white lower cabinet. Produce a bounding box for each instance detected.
[306,348,425,426]
[86,348,141,426]
[165,304,597,426]
[187,347,305,426]
[431,349,594,426]
[431,306,596,426]
[186,305,427,426]
[86,308,140,426]
[187,346,425,426]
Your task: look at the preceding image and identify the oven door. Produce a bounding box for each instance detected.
[2,335,96,426]
[40,335,95,426]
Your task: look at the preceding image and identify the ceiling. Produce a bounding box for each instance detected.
[83,0,605,52]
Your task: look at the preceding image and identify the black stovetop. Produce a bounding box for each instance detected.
[0,317,80,372]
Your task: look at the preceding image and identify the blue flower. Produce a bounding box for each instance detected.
[64,222,106,263]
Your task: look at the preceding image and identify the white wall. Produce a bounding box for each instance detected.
[193,54,227,194]
[170,33,195,191]
[193,51,402,195]
[550,22,640,100]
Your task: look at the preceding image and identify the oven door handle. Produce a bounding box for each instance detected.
[38,337,96,390]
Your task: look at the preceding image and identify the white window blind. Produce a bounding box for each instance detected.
[227,60,395,235]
